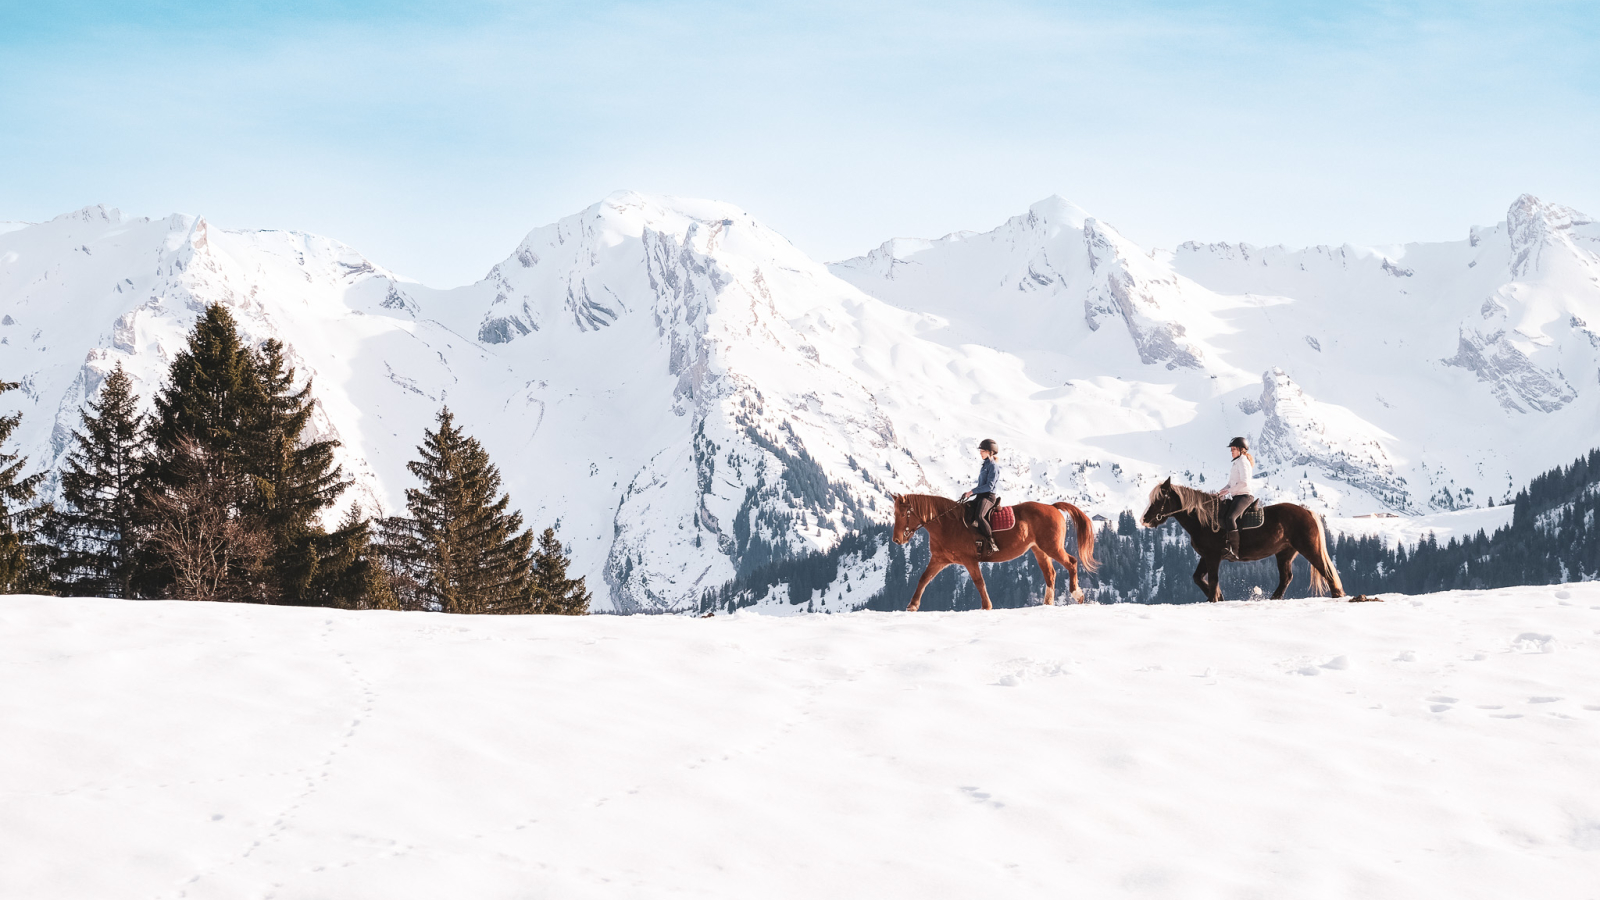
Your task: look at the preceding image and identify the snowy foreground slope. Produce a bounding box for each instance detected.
[4,589,1598,899]
[3,193,1598,612]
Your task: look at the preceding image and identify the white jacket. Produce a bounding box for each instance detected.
[1222,455,1254,497]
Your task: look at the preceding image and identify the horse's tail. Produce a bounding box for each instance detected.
[1053,502,1097,571]
[1306,512,1344,598]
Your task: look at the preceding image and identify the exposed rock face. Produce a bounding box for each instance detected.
[1256,368,1412,513]
[1441,195,1598,414]
[1445,327,1577,413]
[1082,220,1203,370]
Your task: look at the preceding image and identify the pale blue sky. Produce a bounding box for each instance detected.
[2,1,1596,286]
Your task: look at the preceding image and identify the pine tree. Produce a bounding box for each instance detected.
[530,527,591,615]
[52,364,146,597]
[246,339,356,605]
[142,304,270,599]
[149,304,260,483]
[381,407,534,614]
[0,380,49,593]
[315,505,397,610]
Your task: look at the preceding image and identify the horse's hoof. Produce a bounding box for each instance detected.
[1071,589,1086,603]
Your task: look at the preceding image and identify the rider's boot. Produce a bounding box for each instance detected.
[1224,530,1241,560]
[984,536,1000,554]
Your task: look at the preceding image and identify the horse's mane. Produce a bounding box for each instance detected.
[902,493,960,519]
[1150,482,1223,532]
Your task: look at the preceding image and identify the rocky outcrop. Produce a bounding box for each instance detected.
[1256,368,1412,512]
[1445,327,1577,413]
[1082,219,1203,369]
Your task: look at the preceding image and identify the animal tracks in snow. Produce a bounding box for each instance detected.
[1510,633,1558,653]
[994,658,1072,686]
[958,786,1004,809]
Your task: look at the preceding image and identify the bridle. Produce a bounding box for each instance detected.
[896,496,961,542]
[1143,487,1181,526]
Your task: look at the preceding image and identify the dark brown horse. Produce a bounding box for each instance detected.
[1140,478,1344,602]
[891,494,1096,610]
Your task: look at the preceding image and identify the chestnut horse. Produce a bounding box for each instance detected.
[1139,478,1344,602]
[891,494,1096,610]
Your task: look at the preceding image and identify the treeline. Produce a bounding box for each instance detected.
[0,304,588,614]
[1331,448,1600,593]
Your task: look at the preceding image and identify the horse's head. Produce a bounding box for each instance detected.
[1141,478,1178,527]
[891,493,918,545]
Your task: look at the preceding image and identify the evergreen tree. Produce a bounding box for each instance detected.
[530,527,591,615]
[315,505,397,610]
[0,380,49,593]
[149,304,260,484]
[143,307,367,605]
[381,407,534,614]
[246,339,357,605]
[52,364,146,597]
[142,304,269,599]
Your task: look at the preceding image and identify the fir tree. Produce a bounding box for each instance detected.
[142,304,269,599]
[530,527,591,615]
[149,304,260,483]
[381,407,534,614]
[0,380,49,593]
[246,339,356,605]
[52,364,146,597]
[315,505,397,610]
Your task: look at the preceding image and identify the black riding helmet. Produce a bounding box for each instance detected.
[1227,436,1249,452]
[978,438,1000,455]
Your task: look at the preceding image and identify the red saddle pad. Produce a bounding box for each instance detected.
[991,505,1016,532]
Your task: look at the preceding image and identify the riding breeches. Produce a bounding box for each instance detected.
[1223,494,1255,533]
[969,492,997,539]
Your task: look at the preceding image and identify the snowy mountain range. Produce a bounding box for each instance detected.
[2,192,1597,612]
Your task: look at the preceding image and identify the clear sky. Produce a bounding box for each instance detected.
[2,1,1596,286]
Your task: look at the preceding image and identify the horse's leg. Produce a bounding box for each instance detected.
[906,562,950,612]
[1194,554,1223,602]
[1042,532,1086,603]
[1031,547,1056,605]
[964,563,994,610]
[1272,548,1297,600]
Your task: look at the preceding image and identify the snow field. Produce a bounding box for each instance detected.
[3,586,1598,898]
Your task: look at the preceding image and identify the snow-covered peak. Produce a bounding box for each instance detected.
[1505,193,1599,277]
[1026,194,1093,230]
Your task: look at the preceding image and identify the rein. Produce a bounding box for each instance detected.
[1147,484,1222,531]
[904,497,962,535]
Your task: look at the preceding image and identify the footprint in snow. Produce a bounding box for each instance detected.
[1511,633,1558,653]
[959,786,1004,808]
[1426,695,1457,713]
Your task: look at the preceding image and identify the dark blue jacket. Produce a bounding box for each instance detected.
[973,458,999,495]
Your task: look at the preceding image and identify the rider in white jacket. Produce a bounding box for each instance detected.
[1217,436,1256,559]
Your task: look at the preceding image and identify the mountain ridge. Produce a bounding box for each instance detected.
[4,191,1598,612]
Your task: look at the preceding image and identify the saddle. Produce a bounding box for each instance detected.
[1234,499,1265,531]
[964,498,1017,533]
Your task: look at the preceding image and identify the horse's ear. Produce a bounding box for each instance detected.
[1162,477,1172,488]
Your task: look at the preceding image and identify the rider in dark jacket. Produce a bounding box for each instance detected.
[961,439,1002,553]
